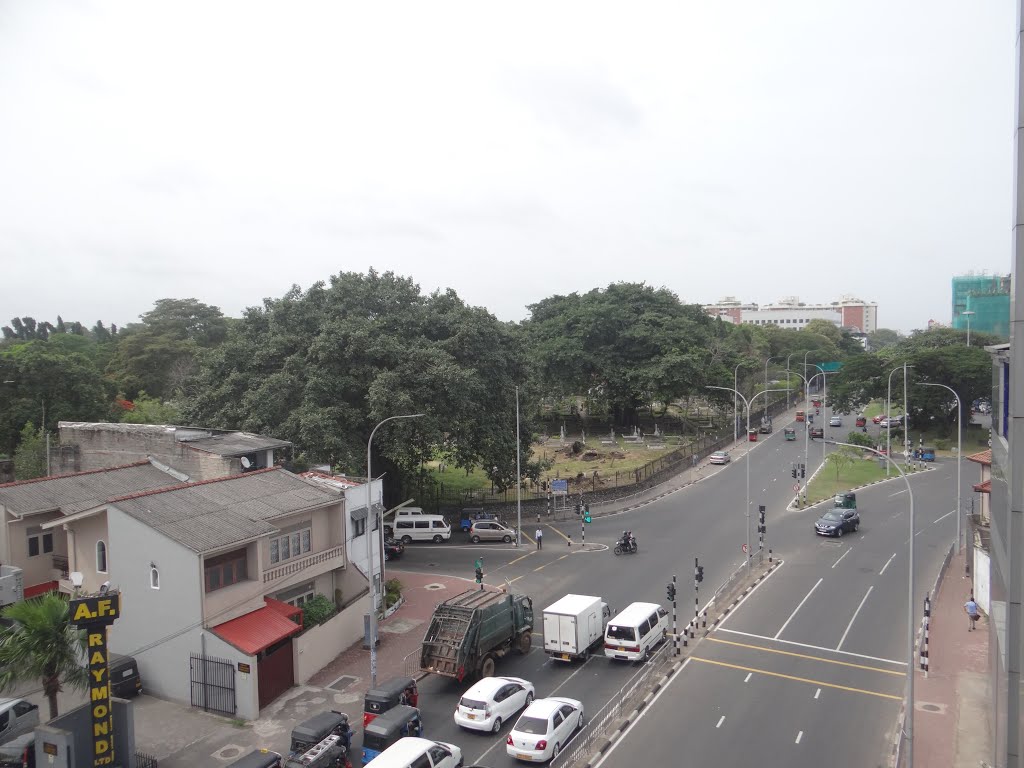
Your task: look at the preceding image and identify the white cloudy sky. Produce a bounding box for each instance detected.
[0,1,1015,334]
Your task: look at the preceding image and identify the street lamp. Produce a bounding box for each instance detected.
[826,438,916,766]
[515,386,522,548]
[919,382,963,553]
[707,386,787,571]
[366,412,424,689]
[962,310,975,346]
[785,352,801,408]
[733,363,745,444]
[886,365,914,476]
[788,369,824,506]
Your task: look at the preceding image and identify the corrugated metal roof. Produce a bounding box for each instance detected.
[0,461,183,517]
[300,472,362,490]
[183,432,293,457]
[210,601,303,655]
[111,468,340,553]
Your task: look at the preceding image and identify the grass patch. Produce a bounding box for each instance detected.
[804,452,925,505]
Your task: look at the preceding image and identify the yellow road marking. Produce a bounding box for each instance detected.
[507,553,533,566]
[689,657,901,701]
[544,525,572,543]
[707,637,905,677]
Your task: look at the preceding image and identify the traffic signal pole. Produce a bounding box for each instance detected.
[668,575,679,654]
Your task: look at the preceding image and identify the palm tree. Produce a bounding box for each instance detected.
[0,593,87,719]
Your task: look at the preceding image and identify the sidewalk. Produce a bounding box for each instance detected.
[909,550,991,768]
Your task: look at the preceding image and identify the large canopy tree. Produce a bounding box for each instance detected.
[525,283,727,424]
[183,271,533,498]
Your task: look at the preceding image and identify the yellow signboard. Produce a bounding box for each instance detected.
[69,593,121,767]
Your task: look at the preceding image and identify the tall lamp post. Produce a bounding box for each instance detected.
[962,310,975,347]
[785,352,800,408]
[886,364,913,476]
[919,382,963,553]
[708,386,786,571]
[826,438,916,766]
[788,369,824,506]
[366,412,424,689]
[733,363,745,444]
[515,386,522,547]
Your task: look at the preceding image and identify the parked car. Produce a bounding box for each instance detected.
[708,451,731,465]
[758,421,773,434]
[506,697,584,763]
[470,521,516,544]
[384,537,405,561]
[814,508,860,537]
[872,414,886,424]
[809,427,824,439]
[829,416,842,427]
[0,700,38,745]
[880,417,903,429]
[454,676,535,733]
[855,415,867,427]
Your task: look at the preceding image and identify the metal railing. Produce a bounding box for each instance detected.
[262,544,345,583]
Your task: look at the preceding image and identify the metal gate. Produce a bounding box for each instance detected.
[257,638,294,709]
[189,653,236,716]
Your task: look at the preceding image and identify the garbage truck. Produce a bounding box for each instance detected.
[420,589,533,681]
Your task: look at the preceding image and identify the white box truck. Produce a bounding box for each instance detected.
[543,594,610,661]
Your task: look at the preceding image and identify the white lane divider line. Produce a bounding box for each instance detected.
[831,547,852,569]
[879,553,896,576]
[775,578,823,640]
[836,585,874,651]
[814,688,821,700]
[716,716,726,728]
[795,731,804,744]
[744,672,752,683]
[933,510,954,524]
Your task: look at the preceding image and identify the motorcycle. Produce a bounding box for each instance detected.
[613,538,638,556]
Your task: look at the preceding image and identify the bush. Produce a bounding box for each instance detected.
[384,578,403,610]
[301,594,337,627]
[570,441,584,455]
[845,431,874,448]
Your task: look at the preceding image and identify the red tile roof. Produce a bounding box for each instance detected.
[967,450,992,466]
[211,599,303,655]
[973,479,992,493]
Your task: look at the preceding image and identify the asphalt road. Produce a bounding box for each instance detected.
[382,407,961,767]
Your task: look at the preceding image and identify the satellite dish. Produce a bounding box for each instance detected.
[240,457,252,469]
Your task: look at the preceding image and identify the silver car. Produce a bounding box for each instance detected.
[470,521,516,543]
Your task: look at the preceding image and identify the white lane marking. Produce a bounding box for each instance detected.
[831,547,852,569]
[716,715,726,728]
[744,672,752,683]
[934,510,954,524]
[717,628,906,666]
[879,553,896,576]
[889,489,907,497]
[836,585,874,651]
[716,559,786,628]
[814,688,821,700]
[775,578,823,639]
[590,658,691,768]
[796,731,804,744]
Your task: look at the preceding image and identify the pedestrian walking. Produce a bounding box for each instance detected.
[965,596,981,631]
[535,528,543,550]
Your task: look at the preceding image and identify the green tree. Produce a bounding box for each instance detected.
[12,423,47,480]
[827,355,885,414]
[113,392,182,425]
[867,329,903,350]
[826,446,859,482]
[909,346,991,434]
[0,593,88,720]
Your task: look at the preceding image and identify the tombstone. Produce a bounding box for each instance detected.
[582,430,586,442]
[609,426,615,440]
[560,424,566,442]
[654,423,662,437]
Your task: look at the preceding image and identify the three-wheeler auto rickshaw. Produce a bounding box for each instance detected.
[360,705,424,765]
[784,427,797,441]
[748,429,758,442]
[228,750,284,768]
[919,446,936,462]
[290,710,352,755]
[362,677,419,728]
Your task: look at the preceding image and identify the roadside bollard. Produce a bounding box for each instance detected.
[769,548,773,563]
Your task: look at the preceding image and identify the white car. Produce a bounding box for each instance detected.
[829,416,842,427]
[506,696,584,763]
[454,676,535,733]
[708,451,731,465]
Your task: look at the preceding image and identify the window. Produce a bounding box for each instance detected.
[150,567,160,590]
[26,529,52,558]
[269,526,312,564]
[204,548,248,592]
[276,581,315,608]
[352,517,366,538]
[96,541,107,573]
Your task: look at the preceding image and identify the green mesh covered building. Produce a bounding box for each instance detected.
[951,273,1010,339]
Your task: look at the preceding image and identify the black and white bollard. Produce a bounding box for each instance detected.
[920,593,931,675]
[672,574,679,655]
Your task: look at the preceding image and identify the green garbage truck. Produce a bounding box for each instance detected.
[420,589,534,681]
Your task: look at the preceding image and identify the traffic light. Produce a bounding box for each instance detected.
[791,465,797,479]
[800,463,806,478]
[475,566,483,584]
[583,504,592,524]
[666,582,676,602]
[758,505,766,524]
[696,565,704,583]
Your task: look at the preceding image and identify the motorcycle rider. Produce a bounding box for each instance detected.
[627,531,637,551]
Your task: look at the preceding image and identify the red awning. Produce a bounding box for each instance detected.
[211,599,302,655]
[973,479,992,493]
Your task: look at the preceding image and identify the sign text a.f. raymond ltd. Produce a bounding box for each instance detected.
[69,592,121,768]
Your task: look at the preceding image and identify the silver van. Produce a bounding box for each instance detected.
[393,516,451,544]
[0,699,39,745]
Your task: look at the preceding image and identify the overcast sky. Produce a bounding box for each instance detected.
[0,1,1015,334]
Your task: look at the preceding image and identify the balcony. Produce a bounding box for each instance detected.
[52,555,69,580]
[262,544,345,583]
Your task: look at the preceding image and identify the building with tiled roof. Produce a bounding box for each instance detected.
[966,449,992,523]
[45,467,366,720]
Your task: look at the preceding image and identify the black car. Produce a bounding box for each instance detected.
[809,427,824,439]
[814,508,860,537]
[383,537,404,561]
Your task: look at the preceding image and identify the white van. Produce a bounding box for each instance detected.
[367,736,462,768]
[393,514,452,544]
[603,601,669,661]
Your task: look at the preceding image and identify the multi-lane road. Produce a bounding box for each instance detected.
[384,410,961,768]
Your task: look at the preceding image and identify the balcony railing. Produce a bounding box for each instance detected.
[52,555,69,579]
[262,544,345,583]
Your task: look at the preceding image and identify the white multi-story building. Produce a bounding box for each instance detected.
[703,295,878,334]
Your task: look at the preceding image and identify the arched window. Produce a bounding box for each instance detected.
[96,540,107,573]
[150,566,160,590]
